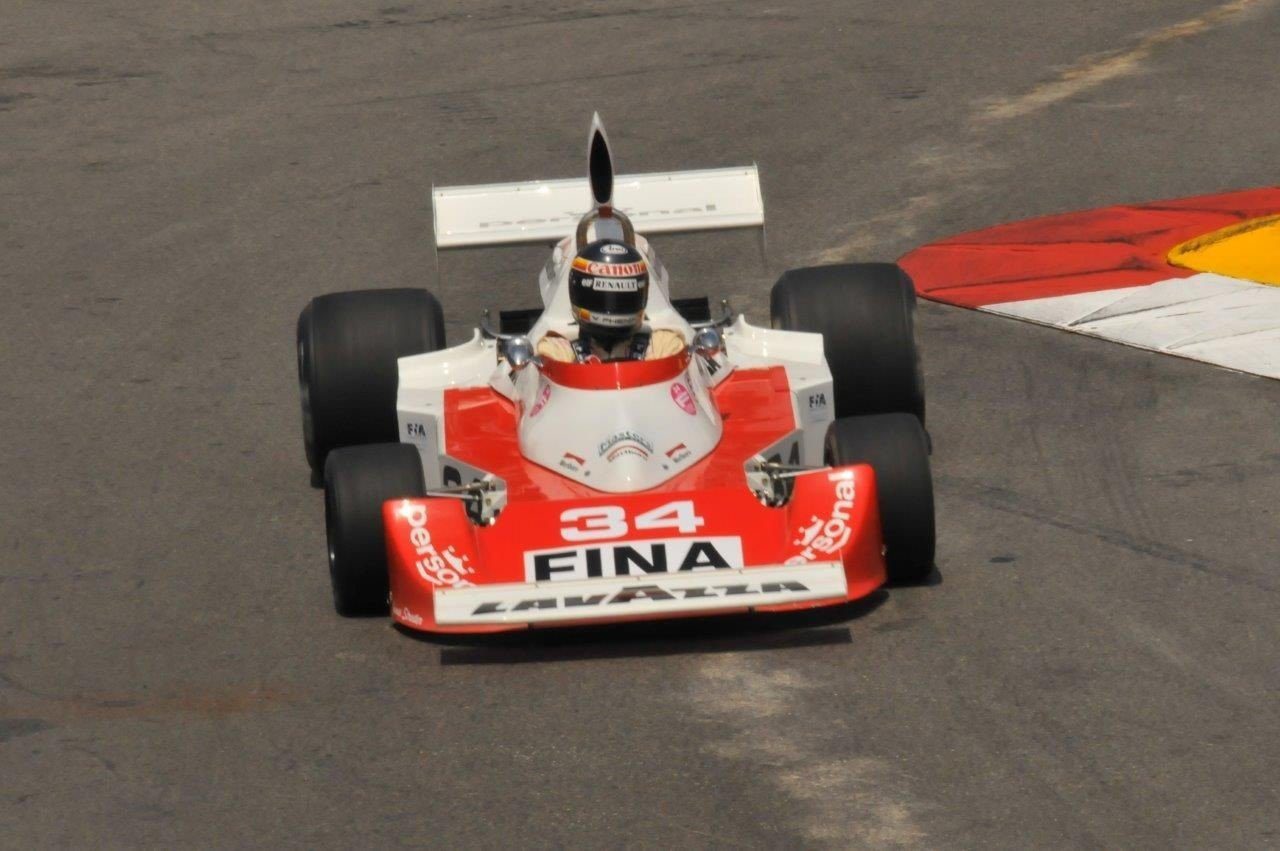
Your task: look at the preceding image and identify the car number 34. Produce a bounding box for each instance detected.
[560,500,706,541]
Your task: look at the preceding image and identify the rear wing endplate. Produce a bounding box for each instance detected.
[432,166,763,249]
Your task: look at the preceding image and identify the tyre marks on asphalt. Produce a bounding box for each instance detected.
[934,474,1275,592]
[1146,450,1280,489]
[0,718,51,744]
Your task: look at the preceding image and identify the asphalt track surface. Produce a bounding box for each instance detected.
[3,1,1279,847]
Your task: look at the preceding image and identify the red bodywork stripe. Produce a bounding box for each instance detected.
[541,350,690,390]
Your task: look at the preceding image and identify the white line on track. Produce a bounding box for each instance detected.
[980,0,1270,121]
[819,0,1272,265]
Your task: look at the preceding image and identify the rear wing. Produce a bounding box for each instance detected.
[432,166,763,249]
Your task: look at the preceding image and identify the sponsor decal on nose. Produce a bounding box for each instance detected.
[670,382,696,415]
[432,563,849,625]
[528,381,552,418]
[526,536,742,582]
[598,430,653,463]
[664,443,692,464]
[399,499,475,587]
[786,471,857,565]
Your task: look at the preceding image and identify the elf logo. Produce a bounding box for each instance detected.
[525,537,743,582]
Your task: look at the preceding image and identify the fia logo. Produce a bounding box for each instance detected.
[807,392,828,410]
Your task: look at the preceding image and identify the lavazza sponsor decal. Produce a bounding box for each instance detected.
[786,471,857,565]
[397,502,476,587]
[468,578,817,617]
[525,536,744,581]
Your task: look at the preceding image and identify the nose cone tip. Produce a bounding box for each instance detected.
[592,450,664,491]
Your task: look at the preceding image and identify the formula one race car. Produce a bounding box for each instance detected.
[296,116,934,633]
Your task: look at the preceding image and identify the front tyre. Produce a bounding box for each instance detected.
[824,413,935,584]
[298,288,445,481]
[771,263,924,423]
[324,443,427,616]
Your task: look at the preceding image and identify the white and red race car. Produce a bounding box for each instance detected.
[297,117,934,634]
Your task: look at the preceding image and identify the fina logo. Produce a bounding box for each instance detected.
[525,536,743,581]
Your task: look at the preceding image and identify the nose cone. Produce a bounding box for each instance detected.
[590,436,665,492]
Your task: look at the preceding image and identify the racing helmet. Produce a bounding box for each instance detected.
[568,239,650,343]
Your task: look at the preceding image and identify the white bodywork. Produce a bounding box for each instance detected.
[433,562,847,626]
[399,170,833,495]
[432,166,764,248]
[512,354,723,493]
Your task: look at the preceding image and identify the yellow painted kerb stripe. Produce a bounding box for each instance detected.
[1168,214,1280,287]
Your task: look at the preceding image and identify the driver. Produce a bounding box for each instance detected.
[537,239,685,362]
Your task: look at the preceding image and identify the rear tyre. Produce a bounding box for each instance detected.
[824,414,935,584]
[771,263,924,423]
[298,288,445,480]
[324,443,427,617]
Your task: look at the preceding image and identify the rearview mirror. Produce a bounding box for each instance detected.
[504,336,537,371]
[693,327,723,359]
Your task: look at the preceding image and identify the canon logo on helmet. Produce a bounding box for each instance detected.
[572,257,647,277]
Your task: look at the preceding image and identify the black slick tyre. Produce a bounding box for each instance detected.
[771,263,924,422]
[298,288,445,480]
[324,443,426,617]
[824,413,935,584]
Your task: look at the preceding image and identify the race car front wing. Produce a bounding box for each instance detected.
[384,464,885,633]
[433,563,847,626]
